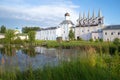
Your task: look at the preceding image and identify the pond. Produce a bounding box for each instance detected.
[0,45,86,71]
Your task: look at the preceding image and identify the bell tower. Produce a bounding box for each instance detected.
[65,12,70,20]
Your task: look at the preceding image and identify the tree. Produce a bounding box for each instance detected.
[22,26,40,33]
[5,29,15,44]
[68,29,75,40]
[0,25,6,33]
[28,31,36,44]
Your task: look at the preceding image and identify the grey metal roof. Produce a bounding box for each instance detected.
[60,20,74,25]
[92,31,102,33]
[37,27,58,31]
[103,25,120,30]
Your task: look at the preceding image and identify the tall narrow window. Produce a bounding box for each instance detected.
[118,32,120,35]
[105,32,107,35]
[111,32,113,35]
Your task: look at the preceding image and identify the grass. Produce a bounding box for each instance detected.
[0,47,120,80]
[35,40,113,48]
[0,40,119,80]
[35,40,119,55]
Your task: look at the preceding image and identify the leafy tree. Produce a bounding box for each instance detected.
[5,29,15,44]
[69,29,75,40]
[0,25,6,33]
[22,26,40,33]
[28,31,36,44]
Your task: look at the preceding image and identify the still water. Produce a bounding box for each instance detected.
[0,45,84,71]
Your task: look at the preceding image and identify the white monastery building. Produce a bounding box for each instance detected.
[36,13,74,41]
[75,10,104,40]
[35,10,120,41]
[103,25,120,41]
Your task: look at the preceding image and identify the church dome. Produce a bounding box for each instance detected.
[65,12,70,16]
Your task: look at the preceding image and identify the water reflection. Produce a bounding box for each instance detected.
[22,46,36,57]
[0,45,82,71]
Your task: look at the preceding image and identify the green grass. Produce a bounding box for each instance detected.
[35,40,119,55]
[35,40,113,48]
[0,51,120,80]
[0,40,119,80]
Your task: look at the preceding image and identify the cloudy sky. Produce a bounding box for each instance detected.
[0,0,120,29]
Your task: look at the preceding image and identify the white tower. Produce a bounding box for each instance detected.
[65,12,70,20]
[60,12,74,40]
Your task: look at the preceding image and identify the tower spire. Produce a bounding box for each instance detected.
[83,12,86,19]
[79,12,81,20]
[98,9,102,17]
[88,10,90,19]
[92,10,95,18]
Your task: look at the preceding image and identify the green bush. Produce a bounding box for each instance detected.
[113,38,120,46]
[13,37,23,44]
[99,39,103,42]
[95,39,99,42]
[89,38,93,42]
[78,38,83,41]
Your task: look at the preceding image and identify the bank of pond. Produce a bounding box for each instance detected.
[36,40,120,55]
[0,41,119,80]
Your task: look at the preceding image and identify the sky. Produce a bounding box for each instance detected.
[0,0,120,29]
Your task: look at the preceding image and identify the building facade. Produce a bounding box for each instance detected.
[103,25,120,41]
[36,13,74,40]
[75,10,105,40]
[36,27,61,40]
[35,10,120,41]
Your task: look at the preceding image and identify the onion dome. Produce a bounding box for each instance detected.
[65,12,70,16]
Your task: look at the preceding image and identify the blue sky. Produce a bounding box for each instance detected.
[0,0,120,29]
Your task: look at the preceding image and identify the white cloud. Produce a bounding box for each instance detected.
[0,0,79,27]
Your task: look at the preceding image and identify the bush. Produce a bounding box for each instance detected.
[113,38,120,46]
[95,39,99,42]
[89,38,93,42]
[99,39,103,42]
[14,37,23,44]
[78,38,83,41]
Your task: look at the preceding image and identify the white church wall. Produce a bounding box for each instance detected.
[36,28,58,40]
[103,30,120,41]
[75,24,104,40]
[91,32,103,41]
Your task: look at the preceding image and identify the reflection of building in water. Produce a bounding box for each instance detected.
[35,47,77,61]
[56,49,78,61]
[35,47,46,54]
